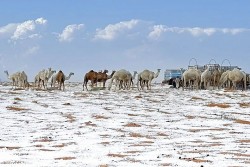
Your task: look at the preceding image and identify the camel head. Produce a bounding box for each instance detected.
[69,72,74,76]
[103,69,108,73]
[4,70,9,76]
[154,69,161,78]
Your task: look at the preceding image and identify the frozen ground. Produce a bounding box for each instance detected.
[0,82,250,167]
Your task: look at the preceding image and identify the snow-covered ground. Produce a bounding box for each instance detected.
[0,82,250,167]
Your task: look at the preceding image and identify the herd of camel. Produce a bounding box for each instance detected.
[3,66,249,91]
[177,67,248,90]
[3,68,161,91]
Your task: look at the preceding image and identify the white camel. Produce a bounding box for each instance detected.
[200,68,213,89]
[51,72,74,87]
[108,69,132,90]
[219,70,231,88]
[4,70,20,88]
[18,71,29,88]
[212,68,221,89]
[220,68,246,90]
[35,68,56,89]
[181,68,201,90]
[137,69,161,90]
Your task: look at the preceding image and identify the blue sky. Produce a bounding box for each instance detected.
[1,0,250,82]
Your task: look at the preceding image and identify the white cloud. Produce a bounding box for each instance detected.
[23,46,40,57]
[10,17,47,40]
[148,25,250,39]
[148,25,168,40]
[58,24,84,42]
[35,17,47,25]
[0,23,18,38]
[94,19,139,40]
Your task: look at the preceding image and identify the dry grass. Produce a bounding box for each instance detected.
[14,97,22,101]
[6,106,29,111]
[93,115,109,119]
[190,96,204,100]
[84,121,97,127]
[239,102,250,108]
[0,146,21,150]
[63,102,71,105]
[33,137,53,142]
[129,132,143,138]
[54,157,76,160]
[107,153,127,158]
[64,113,76,123]
[235,119,250,125]
[99,165,109,167]
[206,103,230,108]
[238,140,250,143]
[157,132,168,136]
[1,161,24,164]
[123,122,141,127]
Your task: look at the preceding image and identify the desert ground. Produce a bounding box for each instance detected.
[0,82,250,167]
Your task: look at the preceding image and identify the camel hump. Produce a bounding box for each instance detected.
[90,70,94,72]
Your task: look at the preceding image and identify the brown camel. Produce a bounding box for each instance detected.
[96,70,109,87]
[83,70,98,91]
[56,70,65,90]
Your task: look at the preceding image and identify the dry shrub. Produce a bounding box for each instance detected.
[128,114,138,116]
[64,114,76,123]
[186,115,195,119]
[239,102,250,108]
[129,132,143,138]
[55,157,76,160]
[123,122,141,127]
[0,146,21,150]
[39,149,55,151]
[190,96,203,100]
[33,137,53,142]
[1,161,24,164]
[206,103,230,108]
[103,107,112,110]
[63,102,71,105]
[159,163,172,166]
[100,142,110,145]
[99,165,108,167]
[6,106,28,111]
[93,115,109,119]
[107,153,127,158]
[235,119,250,125]
[181,157,212,163]
[52,143,66,148]
[157,132,168,136]
[134,95,142,99]
[14,97,22,101]
[238,140,250,143]
[126,150,142,154]
[84,121,97,127]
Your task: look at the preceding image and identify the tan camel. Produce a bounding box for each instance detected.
[108,69,132,90]
[220,68,246,90]
[137,69,161,90]
[55,70,65,90]
[51,72,74,87]
[200,68,213,89]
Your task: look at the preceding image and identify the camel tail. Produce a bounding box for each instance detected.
[83,76,88,91]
